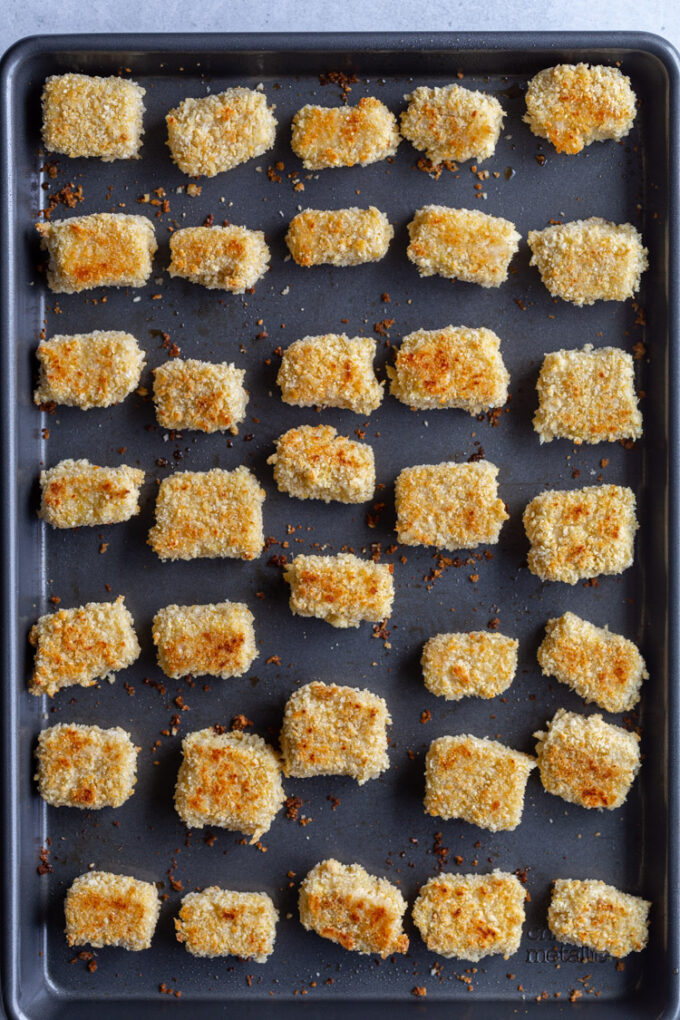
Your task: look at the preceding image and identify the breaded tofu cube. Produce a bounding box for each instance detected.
[523,484,637,584]
[286,207,393,267]
[528,218,647,306]
[395,460,508,551]
[534,344,642,444]
[175,888,278,961]
[538,612,647,713]
[42,73,145,160]
[267,424,375,503]
[548,879,650,957]
[298,859,408,957]
[401,84,504,164]
[34,331,145,410]
[412,871,526,961]
[407,206,520,287]
[422,631,518,701]
[174,728,284,842]
[280,681,390,784]
[424,734,536,831]
[166,88,277,177]
[388,325,509,413]
[35,723,138,809]
[152,357,247,433]
[291,97,399,169]
[277,333,383,415]
[534,708,640,810]
[39,458,144,529]
[524,64,637,155]
[147,466,265,562]
[168,224,270,293]
[152,602,257,680]
[284,552,394,629]
[36,213,157,293]
[29,596,141,698]
[65,871,160,950]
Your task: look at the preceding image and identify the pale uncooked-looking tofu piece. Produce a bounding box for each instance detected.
[401,84,504,164]
[147,466,265,562]
[524,64,637,155]
[298,859,409,957]
[523,484,637,584]
[424,734,536,831]
[291,97,399,169]
[528,218,647,305]
[166,88,277,176]
[175,888,278,961]
[152,602,257,680]
[538,612,647,713]
[548,879,650,957]
[39,458,144,529]
[407,206,520,287]
[42,73,145,160]
[174,728,284,842]
[152,357,248,433]
[36,213,157,293]
[277,334,383,415]
[284,552,394,629]
[35,723,138,809]
[268,424,375,503]
[388,325,509,413]
[395,460,508,550]
[65,871,160,950]
[34,331,146,409]
[422,631,518,701]
[534,708,640,810]
[280,681,390,784]
[286,207,393,266]
[168,224,270,293]
[412,871,526,961]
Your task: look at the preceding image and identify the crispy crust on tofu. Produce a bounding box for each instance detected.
[268,424,375,503]
[39,458,144,529]
[175,888,278,961]
[548,879,650,957]
[298,859,409,957]
[42,73,145,160]
[35,723,138,809]
[286,207,393,267]
[168,225,270,293]
[65,871,160,951]
[407,206,520,287]
[401,84,504,164]
[152,358,248,433]
[152,602,257,680]
[523,484,637,584]
[147,466,265,562]
[524,64,637,155]
[34,331,146,410]
[174,728,284,842]
[291,97,399,169]
[424,734,536,832]
[422,632,518,701]
[284,552,394,629]
[277,334,383,415]
[280,681,391,784]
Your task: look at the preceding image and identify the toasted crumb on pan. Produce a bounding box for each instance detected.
[401,84,504,163]
[268,424,375,503]
[152,602,257,679]
[42,73,145,160]
[548,878,650,957]
[291,97,399,169]
[407,206,520,287]
[34,331,145,409]
[284,552,394,628]
[39,459,144,529]
[168,224,270,293]
[277,334,383,414]
[286,207,393,266]
[422,631,518,701]
[35,723,138,808]
[152,357,248,433]
[65,871,160,950]
[175,888,278,961]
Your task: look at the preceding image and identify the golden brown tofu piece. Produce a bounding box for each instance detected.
[34,331,145,410]
[401,84,504,164]
[286,207,393,267]
[268,424,375,503]
[291,97,399,169]
[35,723,138,809]
[422,631,518,701]
[548,879,650,957]
[175,888,278,961]
[42,73,145,160]
[168,224,270,293]
[152,358,248,433]
[152,602,257,680]
[277,334,383,415]
[407,206,520,287]
[39,459,144,529]
[284,552,394,629]
[65,871,160,951]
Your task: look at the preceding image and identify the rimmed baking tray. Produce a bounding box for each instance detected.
[2,31,679,1019]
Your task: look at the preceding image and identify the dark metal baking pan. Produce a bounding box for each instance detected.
[2,31,679,1019]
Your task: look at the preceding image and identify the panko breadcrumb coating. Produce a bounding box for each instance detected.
[277,334,383,415]
[424,734,536,832]
[524,64,637,155]
[422,631,518,701]
[148,466,265,562]
[168,224,270,293]
[291,97,399,169]
[36,213,157,293]
[268,424,375,503]
[280,681,391,784]
[175,888,278,961]
[174,728,284,842]
[548,879,650,957]
[35,723,138,809]
[39,458,144,529]
[528,218,647,305]
[65,871,160,951]
[395,460,508,550]
[388,325,509,413]
[34,331,146,410]
[152,357,248,433]
[412,871,526,961]
[286,207,393,267]
[166,88,277,177]
[284,552,394,629]
[407,206,520,287]
[298,859,409,957]
[401,83,504,164]
[42,73,145,160]
[152,602,257,680]
[523,484,637,584]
